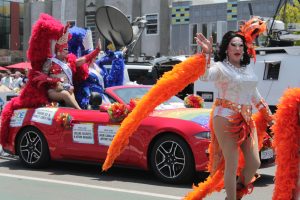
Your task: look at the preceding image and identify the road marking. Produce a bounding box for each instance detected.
[0,173,181,199]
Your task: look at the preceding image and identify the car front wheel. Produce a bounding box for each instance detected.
[17,127,50,168]
[150,134,195,184]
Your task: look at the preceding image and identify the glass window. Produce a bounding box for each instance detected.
[1,1,10,17]
[190,45,198,54]
[202,24,207,38]
[191,24,197,44]
[19,2,24,17]
[211,23,217,44]
[113,87,183,106]
[0,16,10,34]
[127,69,156,85]
[66,20,76,28]
[146,14,158,35]
[0,1,10,49]
[19,18,23,35]
[0,33,9,49]
[263,61,281,80]
[114,87,150,104]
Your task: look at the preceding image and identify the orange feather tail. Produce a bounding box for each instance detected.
[184,163,224,200]
[102,54,207,171]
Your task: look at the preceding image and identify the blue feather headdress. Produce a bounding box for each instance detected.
[68,26,94,57]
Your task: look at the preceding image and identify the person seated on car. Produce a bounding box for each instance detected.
[68,26,126,109]
[42,25,101,109]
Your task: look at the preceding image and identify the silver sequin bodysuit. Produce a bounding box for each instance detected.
[201,60,262,118]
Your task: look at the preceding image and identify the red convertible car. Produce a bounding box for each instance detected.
[1,85,273,184]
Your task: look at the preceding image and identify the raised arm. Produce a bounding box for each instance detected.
[195,33,213,55]
[75,38,101,67]
[195,33,222,81]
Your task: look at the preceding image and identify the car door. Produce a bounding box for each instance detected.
[59,108,129,163]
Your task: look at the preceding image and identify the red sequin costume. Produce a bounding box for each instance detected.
[0,13,96,145]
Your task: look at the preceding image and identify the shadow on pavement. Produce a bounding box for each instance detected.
[0,157,200,189]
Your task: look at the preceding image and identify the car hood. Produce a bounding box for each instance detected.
[151,108,211,129]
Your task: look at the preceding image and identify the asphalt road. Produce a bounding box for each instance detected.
[0,155,276,200]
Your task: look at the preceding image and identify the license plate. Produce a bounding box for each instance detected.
[261,148,274,160]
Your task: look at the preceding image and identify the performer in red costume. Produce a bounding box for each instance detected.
[41,24,101,109]
[0,13,99,145]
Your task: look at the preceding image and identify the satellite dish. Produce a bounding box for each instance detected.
[95,6,133,49]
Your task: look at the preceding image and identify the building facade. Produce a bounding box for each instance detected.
[170,0,281,55]
[23,0,170,59]
[0,0,24,66]
[20,0,283,61]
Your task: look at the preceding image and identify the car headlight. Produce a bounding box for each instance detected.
[194,131,210,139]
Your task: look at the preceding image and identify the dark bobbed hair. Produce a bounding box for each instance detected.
[214,31,250,66]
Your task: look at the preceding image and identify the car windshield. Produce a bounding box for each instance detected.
[113,87,185,109]
[127,69,157,85]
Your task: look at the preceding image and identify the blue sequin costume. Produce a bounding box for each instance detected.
[76,50,125,109]
[68,26,125,109]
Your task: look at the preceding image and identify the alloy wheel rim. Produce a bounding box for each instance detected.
[20,131,42,164]
[155,140,185,179]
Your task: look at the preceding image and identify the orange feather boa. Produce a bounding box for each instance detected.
[184,106,268,199]
[272,88,300,200]
[102,54,207,171]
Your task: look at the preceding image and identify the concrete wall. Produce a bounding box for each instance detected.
[140,0,160,57]
[159,0,170,56]
[30,2,50,24]
[170,1,192,55]
[104,0,133,14]
[170,24,190,55]
[76,0,85,27]
[51,0,78,25]
[190,3,226,23]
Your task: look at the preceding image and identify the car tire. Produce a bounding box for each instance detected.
[150,134,195,184]
[17,127,50,168]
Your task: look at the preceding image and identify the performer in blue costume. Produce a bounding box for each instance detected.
[68,26,126,109]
